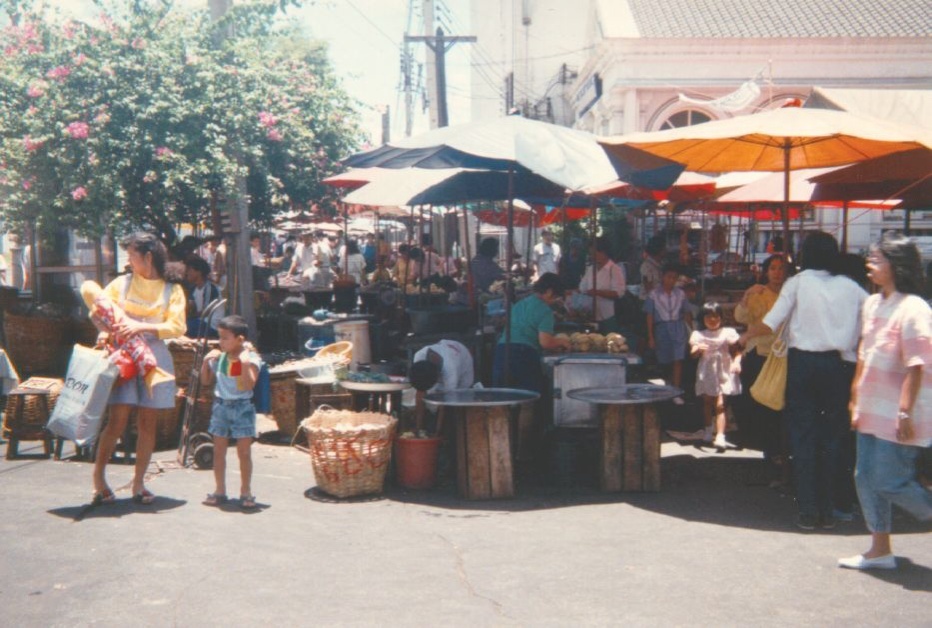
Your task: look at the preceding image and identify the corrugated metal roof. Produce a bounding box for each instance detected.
[624,0,932,38]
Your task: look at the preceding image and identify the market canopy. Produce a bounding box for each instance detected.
[599,106,932,250]
[809,147,932,207]
[344,114,684,192]
[713,167,898,209]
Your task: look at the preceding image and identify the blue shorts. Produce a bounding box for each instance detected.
[655,320,687,364]
[208,398,257,439]
[109,335,177,409]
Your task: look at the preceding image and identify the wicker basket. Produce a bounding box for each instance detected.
[301,408,397,498]
[2,377,62,438]
[3,313,70,376]
[166,339,219,389]
[270,371,298,435]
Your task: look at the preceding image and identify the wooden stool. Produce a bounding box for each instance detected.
[600,403,661,492]
[4,382,58,459]
[453,405,515,500]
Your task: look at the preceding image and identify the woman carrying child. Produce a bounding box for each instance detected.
[690,302,742,449]
[92,232,186,505]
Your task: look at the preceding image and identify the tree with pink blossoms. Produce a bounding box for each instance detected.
[0,0,362,246]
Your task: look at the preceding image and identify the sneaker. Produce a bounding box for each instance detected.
[819,514,837,530]
[837,554,897,570]
[796,513,818,531]
[703,427,715,443]
[712,433,731,449]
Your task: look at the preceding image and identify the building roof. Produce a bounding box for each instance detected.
[600,0,932,39]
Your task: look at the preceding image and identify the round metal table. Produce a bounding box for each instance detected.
[339,378,411,414]
[567,384,682,493]
[425,388,539,499]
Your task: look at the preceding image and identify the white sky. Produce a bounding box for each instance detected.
[57,0,472,144]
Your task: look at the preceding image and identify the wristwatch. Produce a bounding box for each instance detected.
[896,411,911,420]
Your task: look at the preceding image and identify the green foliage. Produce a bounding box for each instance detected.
[0,0,361,244]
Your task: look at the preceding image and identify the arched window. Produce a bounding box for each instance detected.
[658,109,711,130]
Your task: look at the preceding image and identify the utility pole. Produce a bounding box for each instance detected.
[406,26,475,128]
[401,0,416,137]
[208,0,256,338]
[422,0,438,129]
[381,105,391,145]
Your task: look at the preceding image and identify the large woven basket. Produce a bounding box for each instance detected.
[2,377,62,438]
[3,313,69,376]
[301,408,397,498]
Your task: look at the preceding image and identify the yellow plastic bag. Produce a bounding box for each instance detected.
[750,333,788,411]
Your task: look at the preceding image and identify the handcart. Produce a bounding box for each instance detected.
[177,298,226,469]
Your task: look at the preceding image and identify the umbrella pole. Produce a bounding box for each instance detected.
[343,204,349,278]
[526,210,534,284]
[782,142,792,256]
[841,201,849,253]
[462,205,475,309]
[590,197,598,322]
[504,167,515,385]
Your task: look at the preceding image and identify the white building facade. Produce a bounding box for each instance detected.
[469,0,932,254]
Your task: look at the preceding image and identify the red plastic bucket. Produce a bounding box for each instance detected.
[394,436,442,489]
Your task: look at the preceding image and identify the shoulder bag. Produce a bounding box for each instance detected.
[750,309,792,412]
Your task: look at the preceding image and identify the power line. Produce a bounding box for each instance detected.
[345,0,403,52]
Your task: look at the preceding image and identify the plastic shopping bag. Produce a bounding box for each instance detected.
[47,345,120,446]
[750,337,788,412]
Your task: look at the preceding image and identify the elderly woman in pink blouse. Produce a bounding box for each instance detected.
[841,233,932,570]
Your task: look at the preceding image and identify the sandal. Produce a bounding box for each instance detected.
[132,489,156,505]
[91,488,116,506]
[203,493,228,507]
[240,495,258,510]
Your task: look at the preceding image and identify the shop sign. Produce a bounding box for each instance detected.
[574,73,602,117]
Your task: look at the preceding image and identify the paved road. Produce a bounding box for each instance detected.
[1,420,929,627]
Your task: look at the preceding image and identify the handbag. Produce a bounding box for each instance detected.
[750,313,791,412]
[46,345,120,446]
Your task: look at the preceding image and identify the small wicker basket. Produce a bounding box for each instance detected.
[2,377,62,438]
[301,407,397,498]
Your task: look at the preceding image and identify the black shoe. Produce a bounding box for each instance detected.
[819,514,836,530]
[796,513,818,531]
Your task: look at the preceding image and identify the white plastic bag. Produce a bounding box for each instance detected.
[47,345,120,446]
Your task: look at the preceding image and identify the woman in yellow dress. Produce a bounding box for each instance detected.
[92,233,186,505]
[734,254,790,481]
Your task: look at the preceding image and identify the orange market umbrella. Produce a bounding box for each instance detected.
[601,107,932,253]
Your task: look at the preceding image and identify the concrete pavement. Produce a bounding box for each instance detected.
[1,418,929,627]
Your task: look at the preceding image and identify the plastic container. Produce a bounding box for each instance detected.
[394,436,442,490]
[334,320,370,370]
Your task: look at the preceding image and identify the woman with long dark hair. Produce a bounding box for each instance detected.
[92,232,186,505]
[742,231,868,530]
[840,232,932,570]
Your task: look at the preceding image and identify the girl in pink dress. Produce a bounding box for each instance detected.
[690,302,741,449]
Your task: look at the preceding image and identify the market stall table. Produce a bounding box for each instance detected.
[424,388,539,500]
[567,384,681,492]
[339,378,410,415]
